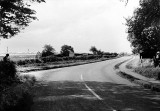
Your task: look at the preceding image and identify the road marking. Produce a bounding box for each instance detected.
[81,74,118,111]
[81,74,83,81]
[80,74,102,100]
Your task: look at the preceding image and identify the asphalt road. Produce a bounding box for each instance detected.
[24,56,160,111]
[25,56,133,84]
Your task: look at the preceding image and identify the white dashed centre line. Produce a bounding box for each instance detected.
[80,74,118,111]
[81,74,103,100]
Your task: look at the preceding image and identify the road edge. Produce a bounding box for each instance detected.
[19,56,121,73]
[114,59,160,92]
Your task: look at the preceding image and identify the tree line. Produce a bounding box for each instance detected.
[41,44,118,58]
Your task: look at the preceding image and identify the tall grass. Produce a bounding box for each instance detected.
[127,59,160,80]
[134,67,160,80]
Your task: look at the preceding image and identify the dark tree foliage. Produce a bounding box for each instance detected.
[0,0,45,38]
[41,44,55,57]
[0,60,18,90]
[126,0,160,53]
[60,45,74,56]
[89,46,98,55]
[97,50,104,56]
[0,60,16,78]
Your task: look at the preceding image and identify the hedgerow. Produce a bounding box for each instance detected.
[16,55,117,65]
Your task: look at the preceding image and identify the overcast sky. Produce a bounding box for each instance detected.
[0,0,139,54]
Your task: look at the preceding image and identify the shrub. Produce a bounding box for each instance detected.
[0,60,17,79]
[16,60,26,65]
[0,60,35,111]
[0,82,34,111]
[19,75,36,86]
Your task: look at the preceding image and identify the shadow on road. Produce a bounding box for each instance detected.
[32,81,160,111]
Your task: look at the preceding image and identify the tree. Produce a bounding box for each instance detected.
[42,44,55,57]
[89,46,98,55]
[97,50,104,56]
[126,0,160,53]
[0,0,45,39]
[60,45,74,56]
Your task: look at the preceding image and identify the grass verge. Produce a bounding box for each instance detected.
[134,67,160,80]
[114,58,132,69]
[125,58,160,80]
[117,71,160,92]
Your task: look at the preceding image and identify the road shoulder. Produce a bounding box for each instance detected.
[115,56,160,92]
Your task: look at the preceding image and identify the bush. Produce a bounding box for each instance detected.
[16,60,26,65]
[0,60,19,90]
[0,60,17,78]
[0,60,35,111]
[19,75,36,86]
[0,82,34,111]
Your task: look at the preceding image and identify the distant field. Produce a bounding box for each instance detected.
[0,54,36,61]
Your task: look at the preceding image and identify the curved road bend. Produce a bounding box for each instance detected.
[24,56,160,111]
[25,56,133,84]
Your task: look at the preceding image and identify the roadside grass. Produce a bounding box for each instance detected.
[126,59,136,69]
[125,57,142,69]
[114,58,132,69]
[134,67,160,80]
[126,58,160,80]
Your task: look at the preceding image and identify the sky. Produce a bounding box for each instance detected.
[0,0,140,54]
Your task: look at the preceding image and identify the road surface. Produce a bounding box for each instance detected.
[24,56,133,84]
[24,56,160,111]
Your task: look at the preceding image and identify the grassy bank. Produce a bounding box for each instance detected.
[134,67,160,80]
[126,57,160,80]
